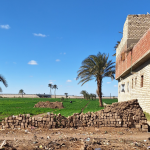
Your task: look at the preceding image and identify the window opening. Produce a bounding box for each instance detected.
[132,79,133,89]
[135,77,137,86]
[121,52,125,61]
[127,82,129,92]
[141,75,143,87]
[121,84,125,92]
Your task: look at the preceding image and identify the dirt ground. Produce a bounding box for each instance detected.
[0,123,150,150]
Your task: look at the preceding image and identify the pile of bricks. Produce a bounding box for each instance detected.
[34,101,64,109]
[1,99,149,131]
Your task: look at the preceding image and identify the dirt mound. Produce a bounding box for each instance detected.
[34,101,64,109]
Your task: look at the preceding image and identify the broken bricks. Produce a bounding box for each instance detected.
[1,99,149,132]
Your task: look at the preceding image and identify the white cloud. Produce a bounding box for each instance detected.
[33,33,46,37]
[56,59,60,62]
[107,82,111,84]
[67,80,72,82]
[49,80,56,84]
[60,52,66,55]
[28,60,38,65]
[0,24,10,29]
[114,85,117,87]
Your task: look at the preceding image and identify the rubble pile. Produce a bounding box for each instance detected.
[1,99,149,132]
[34,101,64,109]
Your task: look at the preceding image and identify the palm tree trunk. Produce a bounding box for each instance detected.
[55,89,56,98]
[97,78,103,107]
[22,93,23,98]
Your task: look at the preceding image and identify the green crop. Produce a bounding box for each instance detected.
[0,97,118,122]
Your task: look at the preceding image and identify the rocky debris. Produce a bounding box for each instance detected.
[0,126,150,150]
[0,140,16,150]
[1,99,149,132]
[34,101,64,109]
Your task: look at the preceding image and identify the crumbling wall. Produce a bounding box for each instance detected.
[1,99,149,132]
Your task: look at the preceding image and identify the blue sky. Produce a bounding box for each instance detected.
[0,0,149,96]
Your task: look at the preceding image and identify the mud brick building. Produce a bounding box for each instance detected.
[116,14,150,115]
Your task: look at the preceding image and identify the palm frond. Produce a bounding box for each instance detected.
[77,51,115,89]
[19,89,24,94]
[0,75,8,87]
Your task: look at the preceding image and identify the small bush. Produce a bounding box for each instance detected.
[0,96,3,98]
[144,112,150,121]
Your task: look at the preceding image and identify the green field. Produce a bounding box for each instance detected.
[0,97,118,122]
[83,99,118,114]
[0,97,150,122]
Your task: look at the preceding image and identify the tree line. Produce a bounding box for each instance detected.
[0,52,115,107]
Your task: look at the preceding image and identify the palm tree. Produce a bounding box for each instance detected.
[93,94,97,100]
[0,75,8,92]
[112,41,120,56]
[85,92,90,100]
[96,89,103,98]
[76,52,115,107]
[19,89,25,98]
[53,85,58,99]
[64,93,68,99]
[0,87,2,93]
[80,90,87,99]
[48,84,53,96]
[90,93,94,100]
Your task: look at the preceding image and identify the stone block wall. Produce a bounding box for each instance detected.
[118,59,150,114]
[0,100,149,132]
[127,14,150,39]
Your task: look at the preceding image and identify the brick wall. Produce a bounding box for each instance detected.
[116,29,150,79]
